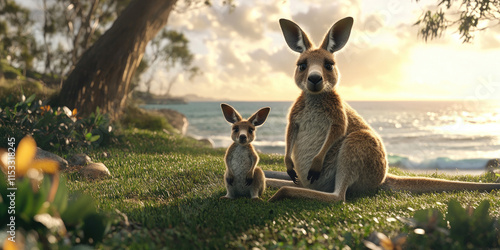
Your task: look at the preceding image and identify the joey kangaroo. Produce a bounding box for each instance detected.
[221,104,270,199]
[266,17,500,202]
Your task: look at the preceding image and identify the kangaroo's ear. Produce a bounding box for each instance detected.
[320,17,354,53]
[248,107,271,127]
[279,19,312,53]
[221,103,242,124]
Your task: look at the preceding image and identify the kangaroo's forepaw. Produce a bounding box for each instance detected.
[246,178,253,186]
[287,169,299,184]
[307,169,320,184]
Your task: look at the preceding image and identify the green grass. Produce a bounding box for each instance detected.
[65,129,500,249]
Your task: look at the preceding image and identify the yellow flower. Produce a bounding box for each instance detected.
[62,107,78,121]
[72,108,80,120]
[2,238,17,250]
[0,136,59,177]
[40,105,51,115]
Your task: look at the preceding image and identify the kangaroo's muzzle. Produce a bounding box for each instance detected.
[239,134,247,143]
[307,72,323,92]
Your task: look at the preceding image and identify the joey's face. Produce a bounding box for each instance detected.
[231,121,256,145]
[221,104,270,146]
[295,49,339,94]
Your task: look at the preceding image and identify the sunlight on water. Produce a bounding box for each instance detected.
[431,112,500,137]
[143,100,500,170]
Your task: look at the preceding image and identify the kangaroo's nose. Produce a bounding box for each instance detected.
[308,74,323,85]
[239,134,247,143]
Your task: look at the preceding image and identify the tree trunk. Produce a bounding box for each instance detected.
[53,0,177,119]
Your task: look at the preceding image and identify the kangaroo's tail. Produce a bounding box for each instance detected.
[264,170,290,180]
[264,170,300,188]
[381,173,500,193]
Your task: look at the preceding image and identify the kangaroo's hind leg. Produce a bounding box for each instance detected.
[269,130,387,203]
[268,135,363,203]
[334,130,387,200]
[250,167,266,199]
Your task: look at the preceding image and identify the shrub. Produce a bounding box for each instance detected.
[0,63,23,80]
[0,136,109,248]
[120,104,175,132]
[365,199,500,249]
[0,93,113,152]
[0,79,54,108]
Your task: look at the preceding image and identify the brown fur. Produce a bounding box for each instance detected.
[221,104,270,199]
[267,17,500,202]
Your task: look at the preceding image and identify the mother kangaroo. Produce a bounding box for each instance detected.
[266,17,500,202]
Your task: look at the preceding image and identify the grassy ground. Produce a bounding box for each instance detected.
[65,129,500,249]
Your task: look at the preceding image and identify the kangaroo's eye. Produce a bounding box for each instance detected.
[324,63,333,71]
[298,63,307,71]
[233,127,239,133]
[248,128,254,134]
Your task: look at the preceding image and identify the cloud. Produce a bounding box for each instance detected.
[147,0,295,100]
[144,0,500,101]
[337,46,409,92]
[478,24,500,50]
[150,0,412,100]
[250,47,296,75]
[291,1,362,45]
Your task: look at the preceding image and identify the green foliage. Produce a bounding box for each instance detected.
[0,172,109,248]
[0,0,39,73]
[140,29,201,96]
[366,199,500,249]
[0,76,55,111]
[1,59,61,87]
[415,9,447,42]
[40,0,132,78]
[0,93,113,152]
[415,0,500,43]
[120,105,175,132]
[39,0,201,87]
[0,61,23,80]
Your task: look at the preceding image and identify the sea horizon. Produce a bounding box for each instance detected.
[142,100,500,171]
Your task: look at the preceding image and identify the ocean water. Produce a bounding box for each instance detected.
[142,100,500,170]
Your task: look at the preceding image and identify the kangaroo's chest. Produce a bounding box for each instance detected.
[228,146,253,177]
[293,106,331,165]
[295,103,331,141]
[295,106,331,134]
[291,103,345,191]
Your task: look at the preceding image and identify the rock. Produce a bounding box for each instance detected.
[35,147,68,170]
[79,162,111,180]
[101,152,110,158]
[486,158,500,173]
[67,153,92,167]
[198,138,215,148]
[155,109,189,135]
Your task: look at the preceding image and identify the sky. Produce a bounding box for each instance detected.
[152,0,500,102]
[18,0,500,102]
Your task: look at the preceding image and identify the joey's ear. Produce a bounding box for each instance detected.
[221,103,242,124]
[320,17,354,53]
[279,19,312,53]
[248,107,271,127]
